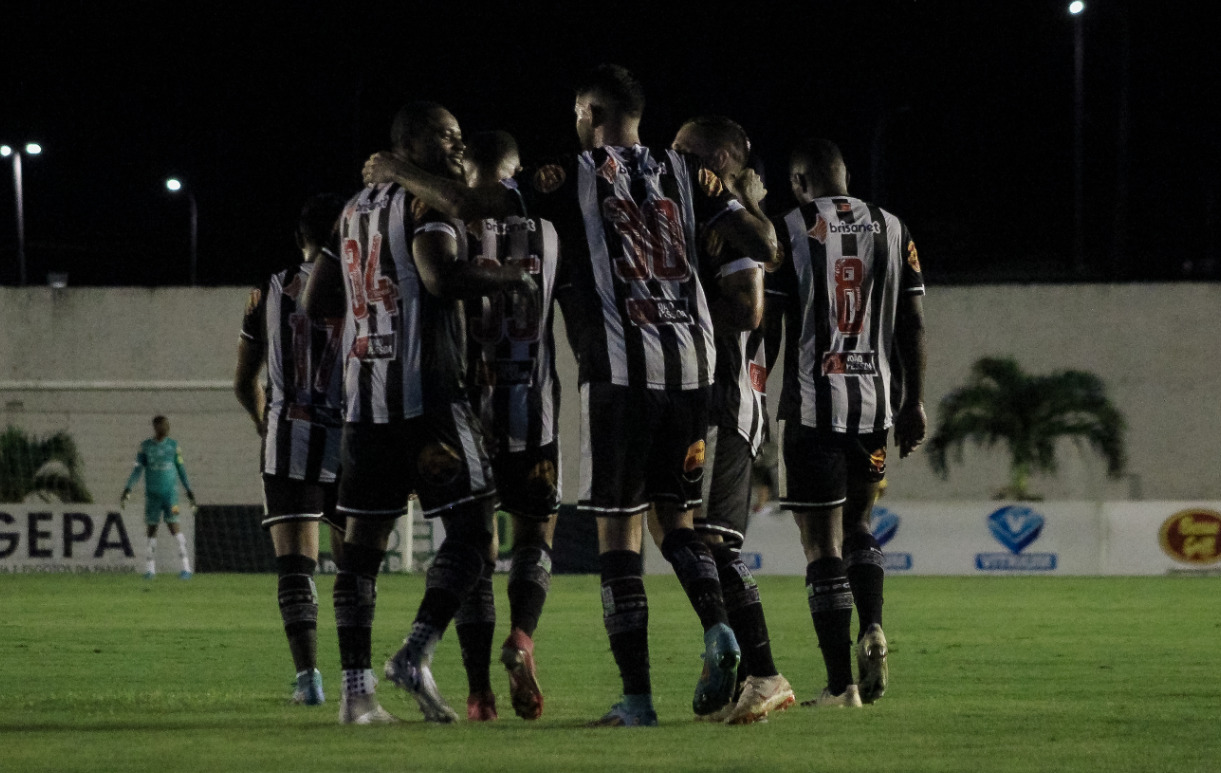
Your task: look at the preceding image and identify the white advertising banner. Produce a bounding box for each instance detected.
[0,504,194,573]
[644,501,1220,576]
[1103,501,1221,575]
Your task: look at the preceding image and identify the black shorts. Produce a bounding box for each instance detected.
[337,406,496,521]
[577,383,709,516]
[694,424,754,549]
[778,421,887,509]
[492,442,561,521]
[261,474,343,532]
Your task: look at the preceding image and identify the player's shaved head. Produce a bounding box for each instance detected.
[575,63,645,119]
[790,138,849,200]
[297,193,346,251]
[465,131,519,177]
[152,415,169,438]
[390,101,448,150]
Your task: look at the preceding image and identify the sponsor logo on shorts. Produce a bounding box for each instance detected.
[821,351,878,376]
[418,443,462,488]
[626,297,692,326]
[870,507,912,571]
[526,460,558,504]
[683,440,706,475]
[869,448,887,476]
[1159,509,1221,565]
[976,505,1057,572]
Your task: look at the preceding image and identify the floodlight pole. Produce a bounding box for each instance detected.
[1072,4,1086,275]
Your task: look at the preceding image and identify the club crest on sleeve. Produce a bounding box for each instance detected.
[596,155,619,184]
[808,215,829,245]
[698,167,724,198]
[907,240,921,272]
[245,288,261,314]
[532,164,566,193]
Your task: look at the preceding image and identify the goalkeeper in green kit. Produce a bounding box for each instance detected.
[122,415,196,579]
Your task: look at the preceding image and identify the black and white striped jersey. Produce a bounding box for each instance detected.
[337,183,468,423]
[465,187,562,454]
[240,260,344,482]
[769,196,924,434]
[525,146,746,391]
[712,326,769,454]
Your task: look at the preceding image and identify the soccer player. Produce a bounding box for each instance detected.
[669,116,794,724]
[302,101,537,725]
[121,415,195,580]
[450,130,562,722]
[768,138,927,707]
[362,64,777,726]
[233,192,348,706]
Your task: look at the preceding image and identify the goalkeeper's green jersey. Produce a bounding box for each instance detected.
[124,437,191,496]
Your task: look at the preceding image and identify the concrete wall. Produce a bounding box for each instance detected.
[2,284,1218,505]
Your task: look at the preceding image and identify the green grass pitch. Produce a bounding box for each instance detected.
[2,573,1217,773]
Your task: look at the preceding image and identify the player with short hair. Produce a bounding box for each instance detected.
[121,415,195,580]
[363,63,778,726]
[669,115,794,724]
[450,130,562,722]
[768,138,927,708]
[234,192,348,706]
[303,101,537,725]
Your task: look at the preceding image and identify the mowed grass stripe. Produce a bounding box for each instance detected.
[1,574,1216,773]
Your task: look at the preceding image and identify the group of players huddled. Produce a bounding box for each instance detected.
[233,63,927,727]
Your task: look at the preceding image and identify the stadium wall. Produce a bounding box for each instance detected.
[1,283,1218,509]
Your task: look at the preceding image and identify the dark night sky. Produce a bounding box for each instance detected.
[1,1,1215,288]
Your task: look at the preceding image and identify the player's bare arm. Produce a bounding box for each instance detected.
[893,293,928,458]
[413,229,539,320]
[710,205,778,273]
[299,248,346,321]
[233,338,266,436]
[710,266,763,333]
[722,169,782,270]
[363,152,516,221]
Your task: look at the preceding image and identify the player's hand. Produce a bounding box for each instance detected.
[362,152,403,187]
[186,490,198,510]
[894,401,927,459]
[120,489,131,509]
[726,168,767,207]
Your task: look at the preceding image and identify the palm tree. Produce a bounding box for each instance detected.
[928,357,1125,500]
[0,425,94,503]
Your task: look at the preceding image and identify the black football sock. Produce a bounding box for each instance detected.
[660,528,729,631]
[276,553,319,673]
[806,556,854,695]
[712,543,777,679]
[507,543,553,636]
[405,538,485,662]
[455,559,496,694]
[600,550,651,696]
[844,531,885,638]
[334,543,384,672]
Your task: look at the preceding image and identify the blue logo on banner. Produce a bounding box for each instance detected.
[870,507,912,571]
[741,552,763,571]
[975,505,1057,571]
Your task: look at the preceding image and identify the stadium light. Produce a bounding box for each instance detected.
[165,177,198,285]
[1068,1,1085,14]
[4,141,42,286]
